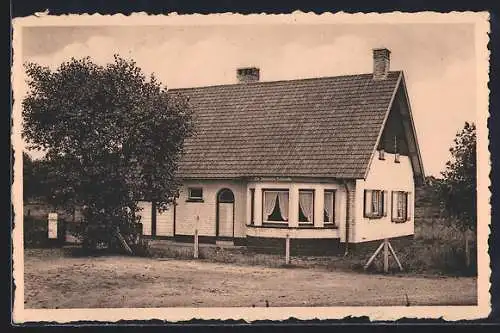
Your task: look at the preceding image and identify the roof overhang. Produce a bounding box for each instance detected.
[364,72,426,185]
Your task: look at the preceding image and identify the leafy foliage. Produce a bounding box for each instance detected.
[22,56,194,250]
[435,122,477,230]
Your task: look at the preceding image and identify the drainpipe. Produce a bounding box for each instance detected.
[342,180,350,256]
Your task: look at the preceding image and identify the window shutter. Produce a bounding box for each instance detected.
[378,191,384,216]
[364,190,371,217]
[383,190,388,216]
[406,192,412,221]
[391,191,397,222]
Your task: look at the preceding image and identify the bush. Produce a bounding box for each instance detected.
[130,238,152,257]
[403,218,477,276]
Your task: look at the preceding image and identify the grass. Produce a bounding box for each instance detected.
[24,198,477,276]
[145,214,477,277]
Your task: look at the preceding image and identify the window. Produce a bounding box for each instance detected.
[324,190,336,226]
[364,189,387,218]
[218,188,234,203]
[262,190,289,223]
[187,187,203,201]
[250,188,255,225]
[392,191,410,222]
[298,190,314,224]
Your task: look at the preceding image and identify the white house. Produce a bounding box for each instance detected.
[137,48,425,255]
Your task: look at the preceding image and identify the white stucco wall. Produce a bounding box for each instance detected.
[137,201,152,236]
[353,152,415,243]
[174,180,246,238]
[156,204,174,237]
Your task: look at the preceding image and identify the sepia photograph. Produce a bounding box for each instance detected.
[11,12,491,323]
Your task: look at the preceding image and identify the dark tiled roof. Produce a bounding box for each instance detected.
[170,71,402,179]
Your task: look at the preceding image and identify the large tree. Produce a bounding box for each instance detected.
[22,55,194,250]
[437,122,477,230]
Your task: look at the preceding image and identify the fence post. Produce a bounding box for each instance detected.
[285,234,290,265]
[48,213,58,240]
[383,238,389,273]
[194,228,199,259]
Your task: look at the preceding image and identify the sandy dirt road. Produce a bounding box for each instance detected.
[23,250,477,308]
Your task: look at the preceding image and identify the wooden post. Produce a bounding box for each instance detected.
[285,234,290,265]
[383,238,389,273]
[364,241,385,270]
[387,241,403,271]
[365,238,403,272]
[194,229,199,259]
[114,227,133,255]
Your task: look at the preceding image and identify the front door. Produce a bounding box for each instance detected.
[216,188,235,238]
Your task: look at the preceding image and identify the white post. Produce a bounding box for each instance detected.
[285,234,290,265]
[48,213,58,240]
[383,238,389,273]
[194,215,199,259]
[194,229,199,259]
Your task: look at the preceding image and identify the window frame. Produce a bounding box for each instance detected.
[186,187,204,202]
[298,189,315,226]
[323,189,336,226]
[363,189,386,219]
[249,188,255,225]
[262,189,289,225]
[391,190,409,223]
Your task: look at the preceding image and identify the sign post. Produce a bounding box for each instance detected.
[285,234,290,265]
[48,213,58,240]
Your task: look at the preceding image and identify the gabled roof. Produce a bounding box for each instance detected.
[170,71,418,180]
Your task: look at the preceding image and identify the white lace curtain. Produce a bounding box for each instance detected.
[263,192,278,220]
[263,191,289,221]
[278,192,289,221]
[324,192,334,223]
[299,192,313,223]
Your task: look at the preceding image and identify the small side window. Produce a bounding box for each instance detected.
[364,189,386,219]
[187,187,203,202]
[391,191,409,223]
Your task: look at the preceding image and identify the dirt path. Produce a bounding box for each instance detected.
[23,250,477,308]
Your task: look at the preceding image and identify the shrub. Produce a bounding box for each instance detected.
[130,238,152,257]
[404,218,477,276]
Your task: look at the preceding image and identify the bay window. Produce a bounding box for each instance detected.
[324,190,336,226]
[298,190,314,224]
[262,190,289,223]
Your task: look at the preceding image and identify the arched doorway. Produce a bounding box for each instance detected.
[216,188,235,239]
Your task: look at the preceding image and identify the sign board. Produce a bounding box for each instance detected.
[48,213,58,239]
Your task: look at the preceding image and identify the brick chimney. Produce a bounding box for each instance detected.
[237,67,260,83]
[373,48,391,80]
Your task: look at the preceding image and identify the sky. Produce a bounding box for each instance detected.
[21,23,478,177]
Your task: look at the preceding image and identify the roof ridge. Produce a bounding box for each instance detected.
[169,70,403,91]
